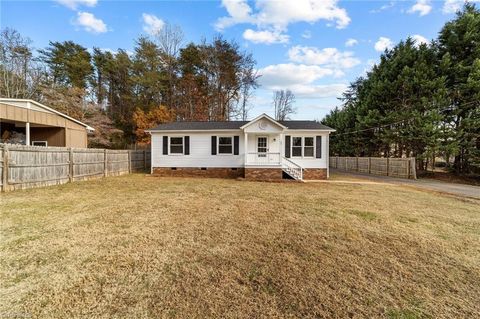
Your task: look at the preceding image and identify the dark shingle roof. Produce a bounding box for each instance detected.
[149,120,333,131]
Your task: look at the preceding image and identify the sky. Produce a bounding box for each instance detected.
[0,0,471,120]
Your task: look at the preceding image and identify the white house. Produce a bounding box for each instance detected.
[147,114,335,181]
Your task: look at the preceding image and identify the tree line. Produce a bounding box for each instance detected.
[0,24,258,147]
[323,4,480,174]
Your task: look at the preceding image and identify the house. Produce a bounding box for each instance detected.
[147,114,335,181]
[0,98,94,147]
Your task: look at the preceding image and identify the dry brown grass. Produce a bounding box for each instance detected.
[1,174,479,318]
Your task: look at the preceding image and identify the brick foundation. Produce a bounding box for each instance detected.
[303,168,327,180]
[245,167,283,181]
[152,167,244,179]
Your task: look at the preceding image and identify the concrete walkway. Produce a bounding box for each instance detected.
[327,169,480,200]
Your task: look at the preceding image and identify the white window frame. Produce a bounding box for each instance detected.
[291,136,303,158]
[168,136,184,155]
[290,136,315,158]
[31,141,48,147]
[303,137,315,158]
[217,136,234,155]
[257,135,268,158]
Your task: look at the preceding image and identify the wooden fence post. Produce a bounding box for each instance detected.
[104,149,108,177]
[128,150,132,174]
[144,150,147,171]
[356,157,359,171]
[386,157,390,176]
[68,148,73,183]
[411,157,417,179]
[368,157,371,175]
[2,145,8,192]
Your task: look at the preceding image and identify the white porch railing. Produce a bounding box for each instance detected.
[281,157,303,180]
[245,152,281,165]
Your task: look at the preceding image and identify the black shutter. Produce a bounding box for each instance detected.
[316,136,322,158]
[184,136,190,155]
[233,136,239,155]
[285,135,291,158]
[163,136,168,155]
[211,136,217,155]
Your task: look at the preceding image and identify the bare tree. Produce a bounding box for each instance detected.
[155,22,184,110]
[273,89,296,120]
[233,53,259,120]
[0,28,44,99]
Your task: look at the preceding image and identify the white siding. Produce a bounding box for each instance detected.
[151,132,244,168]
[284,131,329,169]
[246,133,281,154]
[151,130,330,169]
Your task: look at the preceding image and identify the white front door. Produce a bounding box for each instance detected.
[257,136,268,157]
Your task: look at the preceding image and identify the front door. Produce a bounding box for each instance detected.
[257,136,268,157]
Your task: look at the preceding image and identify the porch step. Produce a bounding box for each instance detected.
[281,157,303,181]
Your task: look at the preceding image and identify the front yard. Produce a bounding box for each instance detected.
[1,174,479,318]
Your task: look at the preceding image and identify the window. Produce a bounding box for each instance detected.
[32,141,47,147]
[304,137,314,157]
[291,137,315,157]
[169,137,184,154]
[218,137,233,154]
[292,137,302,157]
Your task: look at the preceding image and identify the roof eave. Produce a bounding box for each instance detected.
[239,113,288,130]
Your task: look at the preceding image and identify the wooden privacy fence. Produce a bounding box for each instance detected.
[0,144,151,192]
[330,156,416,179]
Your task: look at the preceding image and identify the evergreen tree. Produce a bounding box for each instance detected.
[39,41,93,89]
[437,3,480,173]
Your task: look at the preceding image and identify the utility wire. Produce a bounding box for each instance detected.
[330,100,479,136]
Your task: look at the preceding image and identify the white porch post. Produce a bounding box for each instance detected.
[244,132,248,165]
[327,133,330,178]
[25,122,30,146]
[26,100,31,146]
[279,133,284,157]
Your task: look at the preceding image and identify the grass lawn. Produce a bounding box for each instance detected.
[1,174,479,318]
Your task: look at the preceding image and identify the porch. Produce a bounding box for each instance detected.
[243,132,303,180]
[243,131,282,166]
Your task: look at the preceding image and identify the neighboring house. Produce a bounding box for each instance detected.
[0,98,94,147]
[147,114,335,181]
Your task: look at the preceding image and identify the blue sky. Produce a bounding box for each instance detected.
[1,0,467,120]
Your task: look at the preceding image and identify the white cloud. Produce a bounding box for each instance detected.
[217,0,352,30]
[287,46,360,69]
[374,37,394,52]
[142,13,164,36]
[409,0,432,16]
[302,30,312,39]
[243,29,289,44]
[56,0,97,10]
[345,38,358,47]
[74,11,107,34]
[215,0,254,30]
[443,0,480,13]
[370,1,395,13]
[289,83,348,99]
[257,63,348,98]
[412,34,429,46]
[215,0,350,44]
[443,0,463,13]
[258,64,335,87]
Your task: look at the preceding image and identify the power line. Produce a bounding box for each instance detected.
[331,100,479,136]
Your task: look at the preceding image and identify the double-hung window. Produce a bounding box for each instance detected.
[218,137,233,154]
[169,137,184,154]
[292,137,302,157]
[291,137,314,157]
[304,137,314,157]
